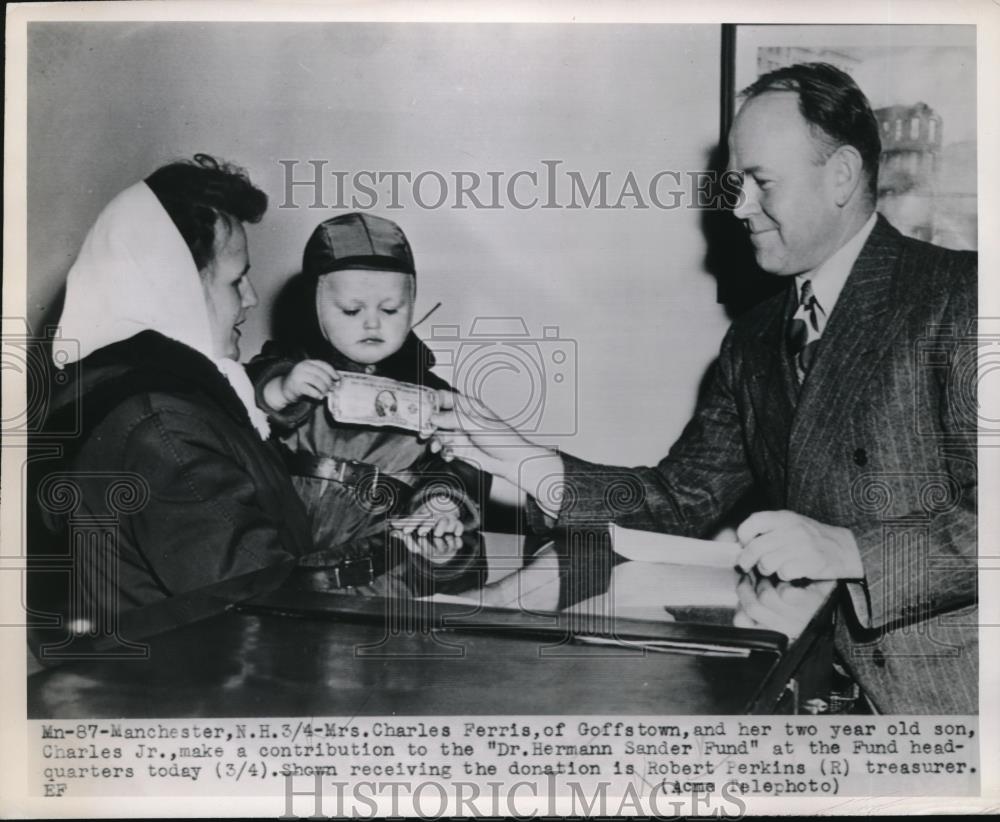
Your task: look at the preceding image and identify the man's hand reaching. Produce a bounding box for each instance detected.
[426,390,567,518]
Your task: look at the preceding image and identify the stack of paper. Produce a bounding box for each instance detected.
[564,525,742,623]
[609,523,741,568]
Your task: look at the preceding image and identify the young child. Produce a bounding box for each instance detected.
[248,213,488,554]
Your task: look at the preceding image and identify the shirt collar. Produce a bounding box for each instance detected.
[795,211,877,313]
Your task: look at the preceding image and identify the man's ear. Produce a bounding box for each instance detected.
[830,144,865,207]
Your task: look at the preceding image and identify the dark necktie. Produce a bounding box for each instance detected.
[787,279,824,382]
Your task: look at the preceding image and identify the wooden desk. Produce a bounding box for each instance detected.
[27,529,835,717]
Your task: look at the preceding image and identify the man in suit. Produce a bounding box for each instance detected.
[431,62,978,714]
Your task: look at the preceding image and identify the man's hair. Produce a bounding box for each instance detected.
[145,153,267,271]
[740,62,881,203]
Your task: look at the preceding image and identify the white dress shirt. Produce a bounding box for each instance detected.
[794,211,878,329]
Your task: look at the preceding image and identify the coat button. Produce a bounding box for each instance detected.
[853,448,868,466]
[873,648,886,668]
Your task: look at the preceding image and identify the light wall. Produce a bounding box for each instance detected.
[28,22,732,466]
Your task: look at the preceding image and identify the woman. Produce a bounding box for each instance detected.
[33,155,313,616]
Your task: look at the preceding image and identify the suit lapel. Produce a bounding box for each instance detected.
[786,216,904,501]
[745,285,799,493]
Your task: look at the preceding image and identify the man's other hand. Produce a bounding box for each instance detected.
[736,510,863,581]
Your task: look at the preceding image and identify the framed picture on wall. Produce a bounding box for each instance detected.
[722,23,977,252]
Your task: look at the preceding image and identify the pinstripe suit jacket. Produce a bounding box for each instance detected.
[555,215,978,714]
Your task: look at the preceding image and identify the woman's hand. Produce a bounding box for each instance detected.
[392,530,464,561]
[391,496,465,537]
[263,360,340,411]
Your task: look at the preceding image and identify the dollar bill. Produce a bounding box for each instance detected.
[326,372,439,433]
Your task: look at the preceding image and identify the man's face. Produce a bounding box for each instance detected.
[316,268,415,365]
[728,91,842,276]
[200,219,256,360]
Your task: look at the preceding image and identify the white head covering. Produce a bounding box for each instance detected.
[53,180,270,439]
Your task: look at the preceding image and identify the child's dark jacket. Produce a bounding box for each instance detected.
[247,331,490,552]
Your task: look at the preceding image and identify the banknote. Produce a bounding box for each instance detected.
[326,372,439,433]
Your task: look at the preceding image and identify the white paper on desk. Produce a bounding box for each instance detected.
[613,560,739,609]
[609,523,740,568]
[565,560,739,623]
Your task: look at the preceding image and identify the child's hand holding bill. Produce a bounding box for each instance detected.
[264,359,340,411]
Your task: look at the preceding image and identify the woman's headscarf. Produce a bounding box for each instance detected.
[52,181,270,439]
